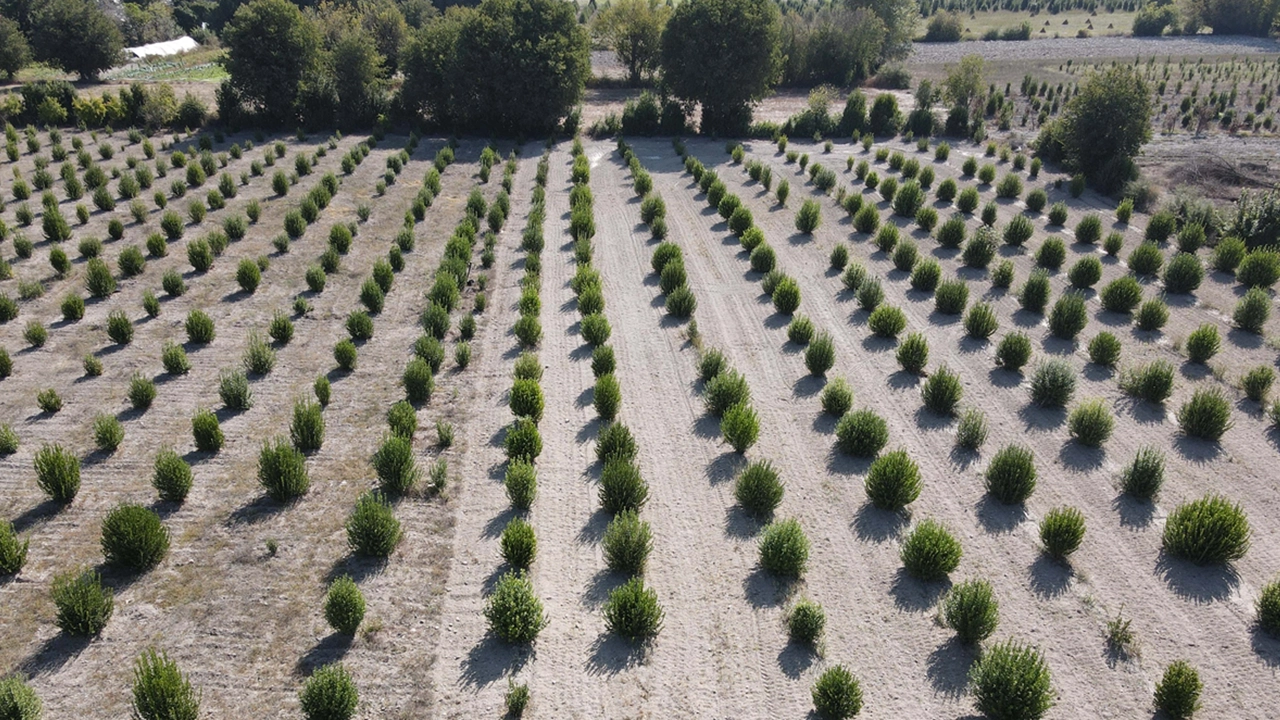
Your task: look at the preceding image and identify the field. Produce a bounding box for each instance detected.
[2,124,1280,718]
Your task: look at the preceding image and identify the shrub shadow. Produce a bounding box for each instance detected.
[226,495,291,526]
[1113,494,1156,529]
[11,499,64,533]
[1017,404,1065,432]
[18,633,92,678]
[793,374,825,399]
[1028,555,1072,598]
[778,641,817,679]
[325,554,388,585]
[575,508,611,546]
[1173,435,1224,464]
[888,370,921,390]
[1058,442,1104,472]
[926,637,977,698]
[975,495,1025,534]
[852,503,907,543]
[295,633,354,676]
[461,635,531,688]
[889,568,949,612]
[743,567,791,609]
[1251,627,1280,668]
[585,633,647,677]
[582,568,626,608]
[706,451,746,485]
[483,507,518,540]
[725,506,764,539]
[987,368,1023,389]
[1156,553,1240,604]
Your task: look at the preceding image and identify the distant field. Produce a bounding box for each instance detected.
[945,8,1138,38]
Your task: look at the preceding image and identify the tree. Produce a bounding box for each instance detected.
[0,14,31,79]
[591,0,670,85]
[121,2,183,46]
[361,0,408,74]
[222,0,322,125]
[849,0,918,62]
[1054,65,1153,192]
[943,54,985,112]
[779,7,885,87]
[331,28,385,129]
[401,0,590,136]
[662,0,783,135]
[31,0,124,81]
[1188,0,1280,35]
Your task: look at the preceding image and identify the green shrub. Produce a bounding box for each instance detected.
[868,305,906,338]
[1047,293,1088,341]
[968,641,1054,720]
[759,518,809,578]
[956,407,988,450]
[372,435,419,495]
[219,368,253,410]
[51,568,113,636]
[1019,270,1051,313]
[964,303,999,340]
[505,418,543,462]
[857,277,884,311]
[957,186,980,213]
[1035,238,1066,270]
[1237,249,1280,288]
[500,517,537,570]
[152,448,192,503]
[1134,298,1169,332]
[896,333,929,374]
[853,204,879,234]
[1120,447,1165,500]
[1120,360,1175,403]
[386,403,417,439]
[1128,242,1164,276]
[910,259,941,292]
[865,450,921,510]
[786,599,825,647]
[820,378,854,416]
[345,311,374,342]
[721,402,759,454]
[101,504,169,571]
[399,356,434,405]
[299,663,358,720]
[1256,579,1280,637]
[1177,387,1233,441]
[93,414,124,454]
[130,649,200,720]
[985,444,1037,504]
[922,366,963,416]
[504,460,537,510]
[892,239,917,272]
[894,180,925,217]
[0,520,30,576]
[772,277,802,315]
[604,577,663,641]
[603,510,652,574]
[934,279,968,315]
[996,173,1022,200]
[811,665,863,720]
[1233,287,1271,333]
[835,409,888,457]
[1213,236,1246,272]
[1047,202,1068,226]
[995,332,1032,371]
[314,376,331,406]
[0,675,41,718]
[1068,399,1114,447]
[1074,214,1103,244]
[875,225,899,253]
[290,399,325,453]
[580,314,611,347]
[1039,506,1086,559]
[787,316,815,345]
[1029,360,1075,407]
[1067,256,1103,289]
[1241,366,1274,403]
[1163,253,1204,294]
[900,519,962,580]
[600,459,649,514]
[830,244,849,270]
[324,576,365,635]
[35,443,80,503]
[241,331,275,376]
[1003,214,1034,247]
[258,438,309,502]
[485,571,547,644]
[705,370,751,416]
[185,309,215,344]
[1082,332,1120,367]
[1154,660,1202,720]
[346,491,401,558]
[942,579,999,644]
[937,216,967,249]
[1163,494,1250,564]
[596,422,636,465]
[991,260,1015,288]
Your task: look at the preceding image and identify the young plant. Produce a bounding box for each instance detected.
[985,444,1037,504]
[1068,399,1114,447]
[758,518,809,579]
[1039,506,1086,560]
[900,519,962,580]
[346,491,401,558]
[101,504,170,571]
[942,578,999,644]
[1177,387,1233,441]
[1154,661,1202,720]
[324,576,366,635]
[603,577,663,641]
[864,449,921,510]
[835,408,888,458]
[811,665,862,720]
[603,510,652,574]
[968,641,1054,720]
[1163,494,1250,564]
[484,571,547,644]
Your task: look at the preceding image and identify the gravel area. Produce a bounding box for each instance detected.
[910,35,1280,64]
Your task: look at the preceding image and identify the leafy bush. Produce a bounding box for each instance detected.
[152,448,192,503]
[796,200,822,233]
[812,665,862,720]
[1029,360,1075,407]
[821,378,854,416]
[937,216,967,249]
[603,510,652,574]
[291,399,325,453]
[1257,579,1280,637]
[0,675,41,718]
[894,180,925,217]
[1019,270,1051,313]
[858,277,884,311]
[1177,387,1233,441]
[922,366,963,416]
[1067,398,1113,447]
[910,259,941,292]
[35,443,80,503]
[759,518,809,578]
[1237,249,1280,288]
[968,641,1054,720]
[900,519,962,580]
[500,517,537,571]
[0,519,29,576]
[964,303,999,340]
[1163,494,1250,564]
[1128,242,1164,276]
[93,414,124,454]
[485,571,547,644]
[101,504,169,571]
[346,491,401,558]
[1120,446,1165,500]
[896,333,929,374]
[1039,506,1086,559]
[1035,238,1067,270]
[504,460,537,511]
[786,599,825,647]
[1154,660,1202,720]
[1233,288,1271,333]
[995,332,1032,371]
[705,370,751,416]
[1163,252,1203,294]
[788,316,815,345]
[1003,214,1034,246]
[324,576,365,635]
[1120,360,1175,403]
[1074,214,1103,244]
[835,409,888,457]
[721,402,759,454]
[1242,366,1275,404]
[505,418,543,462]
[299,663,358,720]
[991,260,1015,288]
[372,435,419,495]
[986,445,1037,504]
[750,243,776,273]
[942,579,999,644]
[934,279,968,315]
[185,309,215,344]
[51,568,113,636]
[1212,236,1246,272]
[868,305,906,338]
[604,577,663,641]
[600,459,649,514]
[258,438,309,502]
[581,314,611,347]
[892,239,917,271]
[864,450,921,510]
[596,422,636,465]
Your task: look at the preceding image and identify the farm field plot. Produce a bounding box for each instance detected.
[3,128,1280,719]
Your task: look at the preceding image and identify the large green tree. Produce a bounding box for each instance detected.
[331,28,385,129]
[31,0,123,81]
[1189,0,1280,35]
[591,0,670,85]
[0,14,31,79]
[222,0,322,126]
[1052,65,1153,192]
[661,0,783,135]
[401,0,590,136]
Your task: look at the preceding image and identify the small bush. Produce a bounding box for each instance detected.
[1237,250,1280,289]
[1163,494,1250,564]
[759,518,809,578]
[257,438,310,502]
[868,305,907,338]
[1134,298,1169,331]
[896,333,929,373]
[934,279,968,314]
[865,450,921,510]
[37,387,62,414]
[219,368,253,410]
[1048,293,1088,340]
[1241,366,1274,403]
[1039,506,1086,559]
[485,571,547,644]
[106,310,134,345]
[101,504,169,571]
[942,578,999,644]
[581,314,611,347]
[835,408,888,457]
[986,444,1037,504]
[1035,238,1067,270]
[603,510,652,574]
[812,665,862,720]
[1163,253,1204,294]
[152,448,193,502]
[1029,360,1075,407]
[1233,287,1271,333]
[324,576,365,635]
[892,238,916,270]
[1154,660,1202,720]
[991,260,1015,288]
[403,357,434,405]
[787,599,825,647]
[500,517,537,570]
[372,435,419,495]
[969,641,1054,720]
[1256,579,1280,637]
[910,259,941,292]
[600,459,649,514]
[705,370,751,416]
[964,303,999,340]
[787,316,815,345]
[1177,387,1233,441]
[505,418,543,462]
[386,402,417,439]
[91,413,124,454]
[51,568,113,636]
[820,378,854,416]
[900,519,962,580]
[346,491,401,558]
[721,402,759,454]
[1121,446,1165,500]
[504,460,537,510]
[1003,214,1034,247]
[299,664,358,720]
[994,332,1032,371]
[346,311,374,342]
[1019,270,1051,313]
[921,366,963,416]
[1120,360,1175,404]
[185,309,215,344]
[596,422,636,465]
[1128,242,1164,276]
[0,520,30,576]
[1212,237,1246,272]
[604,577,663,641]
